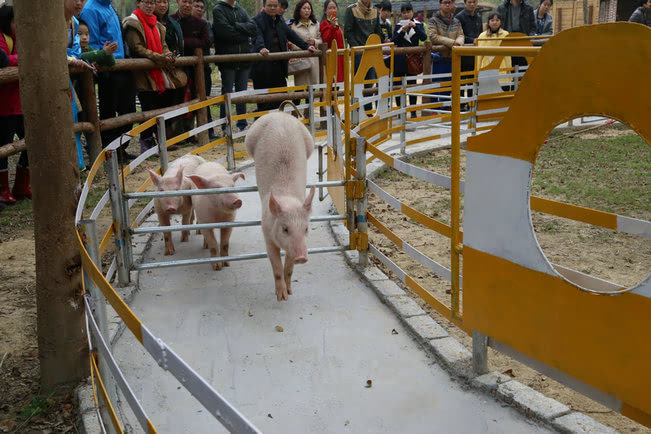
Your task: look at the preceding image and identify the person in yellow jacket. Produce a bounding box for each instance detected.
[476,12,512,86]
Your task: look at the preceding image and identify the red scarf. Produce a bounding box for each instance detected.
[133,8,166,93]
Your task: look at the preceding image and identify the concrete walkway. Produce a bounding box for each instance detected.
[111,122,556,433]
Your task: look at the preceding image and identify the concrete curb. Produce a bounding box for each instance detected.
[327,139,620,433]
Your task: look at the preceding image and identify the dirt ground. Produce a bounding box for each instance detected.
[0,124,648,432]
[366,125,650,433]
[0,136,246,432]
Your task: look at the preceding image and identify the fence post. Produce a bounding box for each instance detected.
[471,80,478,135]
[472,330,489,375]
[224,93,235,171]
[514,64,520,91]
[157,115,169,174]
[318,42,328,129]
[194,47,209,147]
[308,85,316,140]
[400,76,407,154]
[79,70,102,163]
[106,150,131,286]
[356,136,368,267]
[77,220,118,414]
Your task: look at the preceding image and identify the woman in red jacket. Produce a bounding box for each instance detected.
[0,5,29,208]
[320,0,344,83]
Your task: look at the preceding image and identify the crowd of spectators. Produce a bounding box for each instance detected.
[6,0,647,212]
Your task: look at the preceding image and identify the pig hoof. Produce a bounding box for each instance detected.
[164,247,175,255]
[212,263,223,271]
[224,261,230,267]
[181,236,189,242]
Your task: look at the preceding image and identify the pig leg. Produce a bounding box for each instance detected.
[283,255,295,296]
[201,229,222,270]
[266,241,288,301]
[158,212,175,256]
[181,209,192,242]
[219,227,232,267]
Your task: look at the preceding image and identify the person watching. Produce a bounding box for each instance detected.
[288,0,322,87]
[628,0,650,26]
[378,0,393,42]
[320,0,344,82]
[534,0,553,35]
[392,2,426,115]
[212,0,257,133]
[81,0,137,160]
[251,0,317,112]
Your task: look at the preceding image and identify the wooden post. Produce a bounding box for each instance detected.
[79,70,102,162]
[194,48,209,146]
[318,42,328,129]
[14,0,88,392]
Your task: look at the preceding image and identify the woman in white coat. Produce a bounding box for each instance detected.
[288,0,321,86]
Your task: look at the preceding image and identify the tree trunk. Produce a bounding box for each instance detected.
[583,0,589,24]
[14,0,88,393]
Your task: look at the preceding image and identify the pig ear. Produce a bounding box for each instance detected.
[188,175,207,189]
[232,172,245,183]
[176,165,186,184]
[148,169,162,188]
[303,186,315,212]
[269,192,282,216]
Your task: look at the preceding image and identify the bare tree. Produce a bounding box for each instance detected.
[14,0,88,392]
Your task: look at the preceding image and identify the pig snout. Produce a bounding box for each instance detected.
[165,204,177,214]
[231,198,242,209]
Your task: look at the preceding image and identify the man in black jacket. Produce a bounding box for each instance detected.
[497,0,535,67]
[251,0,316,112]
[456,0,482,71]
[213,0,258,132]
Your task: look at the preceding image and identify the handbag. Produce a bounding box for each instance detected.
[406,53,423,75]
[288,57,312,75]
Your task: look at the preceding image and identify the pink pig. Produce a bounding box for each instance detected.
[148,154,206,255]
[244,112,315,302]
[188,162,245,270]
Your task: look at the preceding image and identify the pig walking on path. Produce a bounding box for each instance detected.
[245,112,316,302]
[148,154,206,256]
[188,162,245,270]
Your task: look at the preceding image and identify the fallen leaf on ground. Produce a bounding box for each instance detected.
[276,325,284,332]
[267,413,273,419]
[391,329,398,335]
[365,380,372,388]
[248,311,253,317]
[502,369,516,378]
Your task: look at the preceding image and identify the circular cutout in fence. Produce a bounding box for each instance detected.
[530,119,650,291]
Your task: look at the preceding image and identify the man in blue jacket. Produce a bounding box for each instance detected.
[251,0,316,112]
[80,0,137,160]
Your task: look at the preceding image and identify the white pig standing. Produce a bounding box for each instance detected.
[188,162,245,270]
[245,112,315,302]
[148,154,206,255]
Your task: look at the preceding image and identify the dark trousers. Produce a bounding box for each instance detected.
[394,73,419,113]
[251,62,286,112]
[98,71,137,149]
[432,57,452,109]
[461,57,475,99]
[0,115,27,170]
[354,54,377,112]
[138,90,176,148]
[219,66,250,131]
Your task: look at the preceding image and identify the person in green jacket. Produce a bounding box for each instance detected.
[78,19,117,67]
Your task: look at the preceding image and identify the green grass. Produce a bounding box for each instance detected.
[531,132,650,218]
